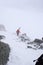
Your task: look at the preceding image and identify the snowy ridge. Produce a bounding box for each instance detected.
[0,31,43,65]
[13,33,43,50]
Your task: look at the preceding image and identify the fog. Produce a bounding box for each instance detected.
[0,0,43,10]
[0,0,43,39]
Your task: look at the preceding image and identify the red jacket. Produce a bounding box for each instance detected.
[16,29,20,36]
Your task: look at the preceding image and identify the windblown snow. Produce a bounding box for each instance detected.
[0,31,43,65]
[0,0,43,65]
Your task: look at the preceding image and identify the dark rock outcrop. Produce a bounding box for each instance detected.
[0,35,5,41]
[27,38,43,50]
[42,37,43,40]
[19,33,30,42]
[34,39,43,43]
[0,41,10,65]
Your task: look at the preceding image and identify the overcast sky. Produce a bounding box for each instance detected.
[0,0,43,10]
[0,0,43,39]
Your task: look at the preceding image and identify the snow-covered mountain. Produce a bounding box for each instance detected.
[0,31,43,65]
[0,0,43,65]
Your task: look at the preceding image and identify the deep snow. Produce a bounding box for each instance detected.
[0,0,43,65]
[0,32,43,65]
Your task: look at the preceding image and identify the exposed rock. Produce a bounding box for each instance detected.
[0,41,10,65]
[38,43,43,49]
[34,39,43,43]
[42,37,43,40]
[27,39,43,50]
[27,46,32,48]
[38,45,43,49]
[0,35,5,41]
[19,33,30,42]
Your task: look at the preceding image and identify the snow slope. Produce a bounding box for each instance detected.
[1,32,43,65]
[0,0,43,64]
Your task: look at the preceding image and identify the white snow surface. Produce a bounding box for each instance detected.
[0,0,43,65]
[0,32,43,65]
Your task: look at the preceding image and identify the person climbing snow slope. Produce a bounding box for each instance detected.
[16,27,21,36]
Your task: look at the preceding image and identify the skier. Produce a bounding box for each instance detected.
[16,27,21,36]
[33,54,43,65]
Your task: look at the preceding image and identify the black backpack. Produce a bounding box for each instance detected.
[33,54,43,65]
